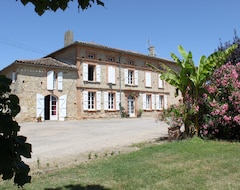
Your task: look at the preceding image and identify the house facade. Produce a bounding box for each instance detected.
[0,41,180,122]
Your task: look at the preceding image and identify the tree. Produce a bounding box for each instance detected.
[17,0,105,16]
[218,29,240,64]
[149,44,237,137]
[0,75,32,187]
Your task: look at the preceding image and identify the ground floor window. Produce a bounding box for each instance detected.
[88,92,95,110]
[146,94,151,110]
[156,95,164,110]
[83,91,101,111]
[108,93,114,110]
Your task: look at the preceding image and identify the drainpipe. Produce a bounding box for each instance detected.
[118,54,122,117]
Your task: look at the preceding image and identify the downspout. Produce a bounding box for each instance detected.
[118,54,122,117]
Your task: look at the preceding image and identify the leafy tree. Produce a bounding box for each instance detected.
[218,29,240,64]
[149,44,237,137]
[0,75,32,187]
[17,0,105,15]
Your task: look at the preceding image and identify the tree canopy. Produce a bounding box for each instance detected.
[218,29,240,64]
[17,0,105,15]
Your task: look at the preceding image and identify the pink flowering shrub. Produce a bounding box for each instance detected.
[200,62,240,140]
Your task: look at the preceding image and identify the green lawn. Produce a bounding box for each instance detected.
[2,137,240,190]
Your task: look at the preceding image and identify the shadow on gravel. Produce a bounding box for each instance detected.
[45,184,111,190]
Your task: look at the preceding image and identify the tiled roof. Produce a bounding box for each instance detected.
[15,57,76,69]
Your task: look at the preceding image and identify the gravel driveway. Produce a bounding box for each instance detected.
[19,118,169,169]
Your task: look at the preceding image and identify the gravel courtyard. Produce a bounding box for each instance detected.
[19,118,169,169]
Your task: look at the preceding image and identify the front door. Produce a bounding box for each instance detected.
[128,96,135,117]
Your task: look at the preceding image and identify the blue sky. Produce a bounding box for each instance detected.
[1,0,240,70]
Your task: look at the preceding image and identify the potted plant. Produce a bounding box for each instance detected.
[137,109,143,118]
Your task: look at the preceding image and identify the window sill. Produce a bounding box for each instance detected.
[84,81,101,84]
[125,84,138,87]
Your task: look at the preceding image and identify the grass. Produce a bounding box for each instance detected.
[1,137,240,190]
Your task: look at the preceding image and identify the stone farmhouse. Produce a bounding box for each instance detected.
[0,33,180,122]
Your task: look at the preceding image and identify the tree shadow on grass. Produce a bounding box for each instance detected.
[45,184,111,190]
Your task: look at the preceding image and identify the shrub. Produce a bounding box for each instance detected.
[200,63,240,140]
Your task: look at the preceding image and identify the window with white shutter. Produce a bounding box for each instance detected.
[58,72,63,90]
[83,91,88,110]
[104,92,108,110]
[142,94,146,110]
[164,95,168,109]
[12,72,16,83]
[96,91,101,110]
[83,63,88,81]
[134,70,138,86]
[145,72,152,87]
[116,92,120,110]
[158,74,164,88]
[47,70,54,90]
[108,66,116,84]
[96,65,101,82]
[124,69,128,84]
[152,94,155,110]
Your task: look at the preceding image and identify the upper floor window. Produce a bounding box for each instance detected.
[158,74,164,88]
[124,69,138,86]
[107,55,115,62]
[128,60,134,65]
[145,71,152,87]
[47,70,63,91]
[83,63,101,82]
[87,53,95,59]
[108,66,116,84]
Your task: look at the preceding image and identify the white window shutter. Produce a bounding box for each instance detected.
[104,92,108,110]
[97,91,101,110]
[59,95,67,121]
[142,93,146,110]
[58,72,63,90]
[47,70,54,90]
[96,65,101,82]
[36,93,44,120]
[134,70,138,86]
[158,74,163,88]
[124,69,128,84]
[12,72,16,83]
[83,91,88,110]
[116,92,120,110]
[145,72,151,87]
[108,66,115,84]
[152,94,155,110]
[83,63,88,81]
[108,66,111,83]
[111,67,116,84]
[164,95,168,110]
[156,94,160,110]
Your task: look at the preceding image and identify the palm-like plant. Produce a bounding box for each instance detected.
[149,44,237,137]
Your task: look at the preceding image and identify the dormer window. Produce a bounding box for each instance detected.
[107,55,115,62]
[128,60,134,65]
[87,53,95,59]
